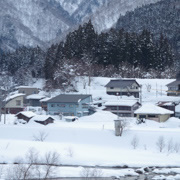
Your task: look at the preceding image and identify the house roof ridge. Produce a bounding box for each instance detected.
[46,94,92,103]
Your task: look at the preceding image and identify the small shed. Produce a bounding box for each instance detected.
[64,116,78,122]
[135,103,174,122]
[30,115,54,125]
[16,111,36,123]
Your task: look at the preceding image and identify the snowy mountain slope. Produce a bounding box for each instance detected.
[91,0,161,32]
[55,0,84,15]
[0,0,162,51]
[115,0,180,63]
[0,0,74,51]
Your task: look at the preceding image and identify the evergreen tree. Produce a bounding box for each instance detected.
[139,30,155,69]
[44,44,57,80]
[82,20,97,55]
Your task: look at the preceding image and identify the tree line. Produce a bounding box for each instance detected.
[116,0,180,65]
[0,20,176,89]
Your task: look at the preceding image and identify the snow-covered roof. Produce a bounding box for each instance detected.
[26,94,46,100]
[135,103,174,115]
[30,115,54,122]
[64,116,78,120]
[16,111,36,118]
[166,80,180,87]
[105,79,140,88]
[5,93,25,102]
[157,102,175,106]
[40,97,52,102]
[16,86,39,89]
[47,94,91,103]
[105,100,139,107]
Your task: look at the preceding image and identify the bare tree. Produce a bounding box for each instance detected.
[53,59,77,92]
[66,146,74,157]
[81,53,95,87]
[23,148,39,179]
[33,131,49,142]
[0,72,15,124]
[6,163,25,180]
[80,167,103,180]
[114,119,129,136]
[43,151,60,179]
[144,144,147,150]
[5,149,60,180]
[145,84,151,92]
[131,135,139,149]
[6,148,39,180]
[167,138,174,154]
[0,165,4,179]
[174,143,180,153]
[80,167,91,180]
[90,168,103,180]
[156,136,166,153]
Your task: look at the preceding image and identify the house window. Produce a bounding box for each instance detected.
[51,104,55,107]
[58,104,66,107]
[77,112,82,117]
[69,104,74,108]
[110,87,114,89]
[16,100,21,106]
[64,113,70,116]
[139,115,146,119]
[116,113,131,117]
[111,106,117,110]
[118,106,131,111]
[148,114,157,118]
[82,104,88,108]
[83,111,89,116]
[169,87,177,91]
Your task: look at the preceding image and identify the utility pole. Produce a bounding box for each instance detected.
[139,85,142,104]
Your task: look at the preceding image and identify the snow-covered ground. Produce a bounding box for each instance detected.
[0,77,180,178]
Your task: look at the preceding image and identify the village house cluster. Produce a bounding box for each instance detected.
[1,78,180,125]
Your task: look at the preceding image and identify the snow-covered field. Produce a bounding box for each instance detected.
[1,77,180,178]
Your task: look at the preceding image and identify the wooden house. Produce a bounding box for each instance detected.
[135,103,174,122]
[16,111,36,123]
[105,79,140,98]
[30,115,54,125]
[157,101,176,115]
[26,94,46,107]
[15,86,40,105]
[166,80,180,96]
[2,93,25,114]
[46,94,92,117]
[104,100,141,117]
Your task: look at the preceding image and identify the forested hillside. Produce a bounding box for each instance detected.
[0,20,175,90]
[116,0,180,63]
[0,0,160,52]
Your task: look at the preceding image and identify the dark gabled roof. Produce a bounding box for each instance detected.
[105,79,140,88]
[166,80,180,87]
[46,94,91,103]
